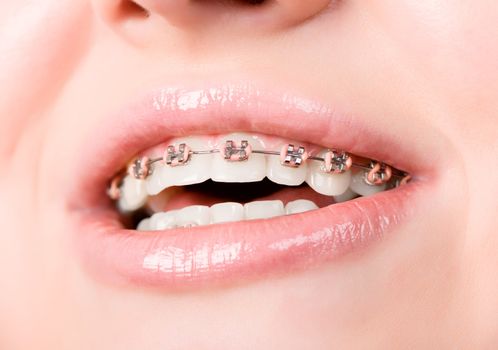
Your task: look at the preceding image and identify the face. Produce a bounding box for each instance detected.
[1,0,497,348]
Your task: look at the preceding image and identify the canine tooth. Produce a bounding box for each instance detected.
[285,199,318,215]
[137,218,151,231]
[211,133,266,183]
[350,170,387,196]
[244,200,285,220]
[175,205,210,227]
[266,144,307,186]
[306,150,352,196]
[333,188,357,203]
[145,136,212,195]
[210,202,244,224]
[117,176,148,212]
[150,211,177,230]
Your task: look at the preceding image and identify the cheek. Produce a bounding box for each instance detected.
[361,0,498,129]
[0,1,92,157]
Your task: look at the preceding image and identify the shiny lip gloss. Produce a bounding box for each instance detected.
[67,83,430,290]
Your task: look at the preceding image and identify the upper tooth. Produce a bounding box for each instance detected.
[244,200,285,220]
[118,176,148,212]
[211,133,266,183]
[306,150,352,196]
[266,143,307,186]
[145,136,212,195]
[349,170,387,196]
[210,202,244,224]
[285,199,318,214]
[333,188,357,203]
[175,205,210,227]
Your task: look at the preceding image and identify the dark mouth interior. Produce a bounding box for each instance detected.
[125,178,338,229]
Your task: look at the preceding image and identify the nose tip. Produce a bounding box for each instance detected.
[128,0,333,31]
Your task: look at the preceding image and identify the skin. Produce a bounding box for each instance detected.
[1,0,497,348]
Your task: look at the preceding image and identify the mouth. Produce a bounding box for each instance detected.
[68,83,428,290]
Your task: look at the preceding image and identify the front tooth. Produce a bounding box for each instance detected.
[175,205,210,227]
[244,200,285,220]
[146,136,212,195]
[118,176,148,212]
[149,211,178,231]
[266,144,307,186]
[285,199,318,215]
[349,170,387,196]
[211,133,266,183]
[306,150,352,196]
[210,202,244,224]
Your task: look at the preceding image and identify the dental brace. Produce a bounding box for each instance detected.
[108,140,411,200]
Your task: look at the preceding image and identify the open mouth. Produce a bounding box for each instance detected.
[112,133,410,231]
[69,84,427,290]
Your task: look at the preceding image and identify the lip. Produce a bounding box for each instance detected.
[67,82,431,290]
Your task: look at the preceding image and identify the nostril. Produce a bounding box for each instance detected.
[244,0,266,4]
[118,0,150,19]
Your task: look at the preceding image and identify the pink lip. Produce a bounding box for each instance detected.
[67,83,430,290]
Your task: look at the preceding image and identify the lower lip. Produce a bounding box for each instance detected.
[72,182,422,290]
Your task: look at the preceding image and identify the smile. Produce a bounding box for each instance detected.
[68,83,427,290]
[110,133,410,231]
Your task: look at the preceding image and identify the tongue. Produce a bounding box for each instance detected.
[146,181,335,213]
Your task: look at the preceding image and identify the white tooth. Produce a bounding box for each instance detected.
[145,136,212,195]
[210,202,244,224]
[266,145,307,186]
[137,218,151,231]
[176,205,210,228]
[285,199,318,215]
[211,133,266,183]
[149,211,177,231]
[333,188,358,203]
[118,176,148,212]
[349,170,387,196]
[306,151,352,196]
[244,200,285,220]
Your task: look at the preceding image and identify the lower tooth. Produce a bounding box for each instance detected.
[244,200,285,220]
[285,199,318,214]
[150,211,177,230]
[349,170,387,196]
[211,202,244,224]
[176,205,210,227]
[137,218,151,231]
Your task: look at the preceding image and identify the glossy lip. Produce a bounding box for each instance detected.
[67,83,431,290]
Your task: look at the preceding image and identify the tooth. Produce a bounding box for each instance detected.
[137,218,151,231]
[210,202,244,224]
[285,199,318,215]
[333,188,358,203]
[149,211,177,230]
[117,176,148,212]
[175,205,210,227]
[349,170,387,196]
[211,133,266,183]
[266,144,307,186]
[146,136,212,195]
[244,200,285,220]
[306,150,352,196]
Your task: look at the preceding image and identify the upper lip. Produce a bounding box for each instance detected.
[67,82,430,290]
